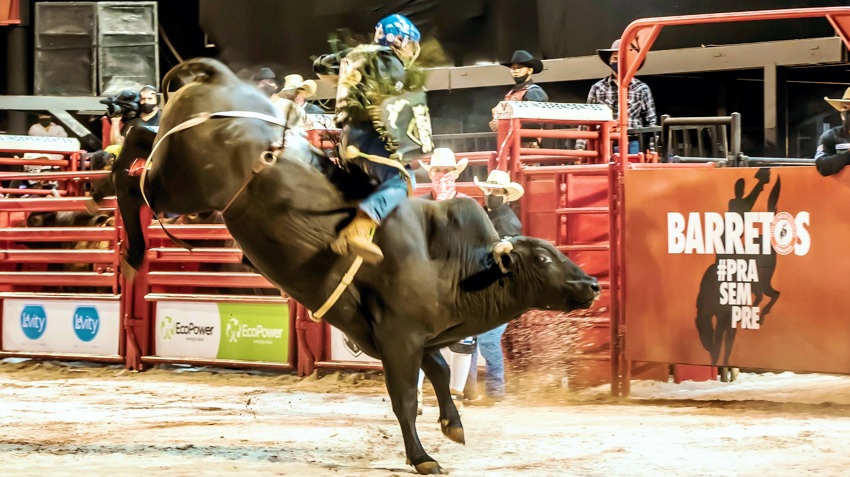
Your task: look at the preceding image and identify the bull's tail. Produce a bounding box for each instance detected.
[161,57,240,104]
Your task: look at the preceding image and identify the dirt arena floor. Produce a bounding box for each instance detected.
[1,360,849,477]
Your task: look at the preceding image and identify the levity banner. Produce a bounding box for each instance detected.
[155,301,289,363]
[2,299,120,355]
[624,166,850,373]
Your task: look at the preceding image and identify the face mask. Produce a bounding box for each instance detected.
[430,172,457,201]
[609,62,618,74]
[38,118,51,127]
[513,73,530,85]
[140,103,156,114]
[485,194,506,210]
[259,84,277,97]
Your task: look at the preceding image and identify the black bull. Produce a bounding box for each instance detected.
[98,58,599,474]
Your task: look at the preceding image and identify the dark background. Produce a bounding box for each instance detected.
[1,0,848,156]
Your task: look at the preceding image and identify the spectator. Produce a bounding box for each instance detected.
[417,148,476,413]
[815,87,850,176]
[110,85,161,146]
[464,169,524,404]
[27,113,68,161]
[577,39,657,154]
[280,74,325,115]
[253,67,280,97]
[254,67,308,129]
[28,114,67,138]
[489,50,548,148]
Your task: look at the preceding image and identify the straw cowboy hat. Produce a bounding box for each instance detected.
[474,169,524,202]
[419,148,468,173]
[825,86,850,111]
[281,74,317,98]
[501,50,543,74]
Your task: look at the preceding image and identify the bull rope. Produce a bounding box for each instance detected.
[137,110,365,321]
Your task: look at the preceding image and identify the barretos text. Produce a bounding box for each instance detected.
[667,211,810,257]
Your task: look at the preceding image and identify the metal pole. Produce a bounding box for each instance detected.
[6,25,29,134]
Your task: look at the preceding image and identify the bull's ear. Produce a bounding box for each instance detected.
[492,240,515,274]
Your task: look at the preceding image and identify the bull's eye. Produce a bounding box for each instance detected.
[537,255,552,264]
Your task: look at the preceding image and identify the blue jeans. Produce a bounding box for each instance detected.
[468,323,508,398]
[613,140,640,155]
[352,156,415,224]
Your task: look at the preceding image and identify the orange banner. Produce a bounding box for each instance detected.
[624,166,850,373]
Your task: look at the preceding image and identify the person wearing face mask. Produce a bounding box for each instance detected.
[489,50,548,147]
[463,169,524,404]
[28,114,68,138]
[415,148,476,413]
[26,114,69,162]
[815,87,850,176]
[110,85,161,146]
[253,67,280,97]
[313,13,433,264]
[576,39,657,154]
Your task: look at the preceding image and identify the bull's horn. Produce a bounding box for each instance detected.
[492,240,513,255]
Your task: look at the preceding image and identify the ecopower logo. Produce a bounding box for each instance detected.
[225,316,284,345]
[160,315,215,342]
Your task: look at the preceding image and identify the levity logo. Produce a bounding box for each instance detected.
[73,306,100,342]
[668,211,810,257]
[225,316,283,345]
[20,305,47,340]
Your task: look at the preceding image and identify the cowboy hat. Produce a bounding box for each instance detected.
[281,74,317,98]
[419,148,468,173]
[501,50,543,74]
[825,86,850,111]
[597,39,646,70]
[474,169,524,202]
[251,67,277,82]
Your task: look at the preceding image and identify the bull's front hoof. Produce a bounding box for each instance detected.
[440,419,465,444]
[413,461,444,475]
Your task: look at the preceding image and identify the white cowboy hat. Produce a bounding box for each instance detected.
[474,169,524,202]
[281,74,317,98]
[825,86,850,111]
[419,148,468,173]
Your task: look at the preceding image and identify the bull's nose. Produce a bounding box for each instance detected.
[590,278,601,294]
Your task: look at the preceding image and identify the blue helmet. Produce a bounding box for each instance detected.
[374,14,420,48]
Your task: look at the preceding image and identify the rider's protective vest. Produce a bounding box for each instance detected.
[334,45,433,164]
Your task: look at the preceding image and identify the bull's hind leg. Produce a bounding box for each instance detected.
[421,349,465,444]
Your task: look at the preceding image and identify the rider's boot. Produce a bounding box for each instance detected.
[331,210,384,264]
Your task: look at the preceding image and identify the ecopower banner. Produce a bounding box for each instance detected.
[624,166,850,373]
[155,302,290,364]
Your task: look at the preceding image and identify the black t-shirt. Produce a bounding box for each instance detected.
[121,109,162,137]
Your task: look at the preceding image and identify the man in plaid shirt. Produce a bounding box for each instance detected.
[577,39,657,154]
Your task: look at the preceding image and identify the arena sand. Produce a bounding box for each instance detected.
[1,360,849,477]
